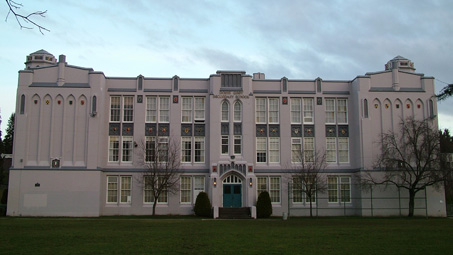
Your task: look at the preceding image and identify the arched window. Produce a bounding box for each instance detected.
[221,101,229,122]
[234,101,242,122]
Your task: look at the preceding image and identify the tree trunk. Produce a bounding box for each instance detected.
[408,189,415,217]
[152,199,158,216]
[309,199,313,217]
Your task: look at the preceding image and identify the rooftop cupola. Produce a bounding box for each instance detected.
[385,55,416,72]
[25,49,57,69]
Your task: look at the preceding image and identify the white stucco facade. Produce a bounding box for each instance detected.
[7,50,446,217]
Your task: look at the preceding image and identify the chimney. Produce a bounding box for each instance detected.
[253,72,265,80]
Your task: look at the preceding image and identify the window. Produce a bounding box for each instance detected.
[145,137,156,162]
[326,138,337,163]
[291,138,302,163]
[193,176,205,202]
[269,177,281,203]
[120,176,132,203]
[326,98,335,124]
[159,97,170,122]
[363,99,369,118]
[123,96,134,122]
[337,99,348,124]
[304,137,315,163]
[144,176,168,204]
[257,177,267,195]
[146,96,157,122]
[328,176,351,203]
[221,101,229,122]
[234,101,242,122]
[221,136,229,155]
[338,138,349,163]
[109,136,120,162]
[180,176,192,203]
[303,98,314,123]
[256,98,266,123]
[256,137,267,163]
[107,176,118,203]
[181,137,192,163]
[158,137,169,162]
[292,177,316,204]
[106,176,131,204]
[194,137,205,163]
[269,138,280,163]
[110,96,121,122]
[268,98,279,123]
[194,97,205,121]
[122,136,133,162]
[182,97,192,123]
[234,136,242,155]
[291,98,301,124]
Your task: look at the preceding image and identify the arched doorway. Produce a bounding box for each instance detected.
[222,175,242,208]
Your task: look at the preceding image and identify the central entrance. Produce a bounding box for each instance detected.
[222,175,242,208]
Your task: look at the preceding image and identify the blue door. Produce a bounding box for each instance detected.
[223,184,242,207]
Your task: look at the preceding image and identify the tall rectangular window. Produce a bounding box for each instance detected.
[234,101,242,122]
[181,137,192,163]
[107,176,118,203]
[182,97,192,123]
[340,177,351,203]
[221,136,229,155]
[326,138,337,163]
[303,137,315,163]
[257,177,267,195]
[146,96,157,122]
[337,99,348,124]
[303,98,314,123]
[194,97,205,121]
[291,98,301,124]
[143,176,168,204]
[291,138,302,163]
[180,176,191,203]
[234,136,242,155]
[292,177,303,203]
[145,137,156,162]
[256,137,267,163]
[268,98,279,123]
[256,98,266,123]
[328,176,338,203]
[325,99,335,124]
[120,176,132,203]
[338,138,349,163]
[269,177,281,203]
[123,96,134,122]
[193,176,205,202]
[159,97,170,123]
[110,96,121,122]
[109,136,120,162]
[122,136,133,162]
[158,137,169,162]
[194,137,205,163]
[269,137,280,163]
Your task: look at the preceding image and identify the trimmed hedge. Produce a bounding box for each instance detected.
[194,192,212,217]
[256,191,272,218]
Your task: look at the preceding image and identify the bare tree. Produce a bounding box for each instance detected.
[135,136,181,216]
[291,149,328,217]
[364,117,443,217]
[5,0,49,34]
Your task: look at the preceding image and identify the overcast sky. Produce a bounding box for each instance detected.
[1,0,452,137]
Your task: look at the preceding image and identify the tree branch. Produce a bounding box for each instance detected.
[5,0,49,34]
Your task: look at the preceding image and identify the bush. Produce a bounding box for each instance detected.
[194,192,212,217]
[1,189,7,204]
[256,191,272,218]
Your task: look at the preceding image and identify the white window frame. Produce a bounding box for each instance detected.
[325,98,336,124]
[269,177,281,203]
[110,96,121,122]
[182,97,193,123]
[269,137,280,163]
[326,137,337,163]
[338,137,349,163]
[221,100,229,122]
[337,98,348,124]
[143,176,168,204]
[255,98,266,124]
[106,176,132,204]
[194,97,205,122]
[234,135,242,155]
[120,176,132,204]
[180,176,192,204]
[328,176,351,203]
[181,137,192,163]
[234,101,242,122]
[159,96,170,123]
[193,176,205,202]
[123,96,134,122]
[291,138,302,163]
[303,137,315,163]
[268,98,279,124]
[107,176,118,203]
[221,135,229,155]
[303,98,314,124]
[256,137,267,163]
[122,136,133,163]
[194,137,205,163]
[146,96,157,123]
[291,98,301,124]
[108,136,120,162]
[145,136,156,162]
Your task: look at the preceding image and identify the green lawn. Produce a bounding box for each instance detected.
[1,217,452,255]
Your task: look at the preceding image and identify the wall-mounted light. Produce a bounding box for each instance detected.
[249,178,253,187]
[213,178,217,187]
[35,183,40,187]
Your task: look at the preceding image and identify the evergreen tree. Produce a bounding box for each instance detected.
[3,113,14,154]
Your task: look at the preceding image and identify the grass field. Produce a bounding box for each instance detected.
[1,217,452,255]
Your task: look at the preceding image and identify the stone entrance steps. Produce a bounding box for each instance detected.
[218,207,252,219]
